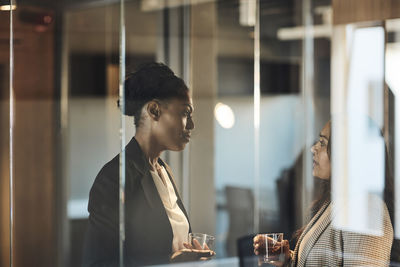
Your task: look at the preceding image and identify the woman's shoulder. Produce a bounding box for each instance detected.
[93,148,147,188]
[95,154,120,181]
[332,194,393,238]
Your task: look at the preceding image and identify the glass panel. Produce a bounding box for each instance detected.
[2,0,147,265]
[214,0,255,260]
[331,21,396,265]
[256,0,331,261]
[5,0,400,266]
[188,0,218,257]
[332,25,385,234]
[65,1,156,266]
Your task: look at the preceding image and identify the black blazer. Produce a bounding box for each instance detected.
[83,138,191,267]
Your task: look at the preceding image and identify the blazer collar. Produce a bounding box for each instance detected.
[125,137,150,176]
[123,137,159,209]
[293,201,331,267]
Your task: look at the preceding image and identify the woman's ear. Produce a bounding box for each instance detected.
[147,101,161,120]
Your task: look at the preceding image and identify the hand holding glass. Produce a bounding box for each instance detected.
[254,233,285,265]
[188,233,215,251]
[171,233,215,262]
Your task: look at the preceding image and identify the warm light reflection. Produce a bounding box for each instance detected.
[214,102,235,129]
[0,4,16,11]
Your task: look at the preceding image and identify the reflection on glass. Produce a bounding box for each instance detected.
[386,19,400,242]
[332,26,386,235]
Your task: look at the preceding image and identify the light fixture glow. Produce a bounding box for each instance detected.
[0,0,16,11]
[214,102,235,129]
[239,0,256,27]
[0,4,16,11]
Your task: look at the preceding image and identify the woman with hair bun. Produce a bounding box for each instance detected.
[83,63,214,266]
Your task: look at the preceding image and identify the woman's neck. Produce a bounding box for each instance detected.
[134,131,162,170]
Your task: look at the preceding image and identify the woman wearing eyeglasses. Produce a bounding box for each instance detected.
[254,121,394,267]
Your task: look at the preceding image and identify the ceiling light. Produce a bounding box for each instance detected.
[0,0,16,11]
[277,6,332,40]
[239,0,256,27]
[214,103,235,129]
[141,0,213,11]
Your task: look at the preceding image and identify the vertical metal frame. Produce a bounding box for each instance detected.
[301,0,315,225]
[182,0,191,210]
[59,10,70,267]
[118,0,126,265]
[253,0,261,233]
[9,0,15,266]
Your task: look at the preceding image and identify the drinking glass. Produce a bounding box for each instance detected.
[188,233,215,250]
[262,233,284,264]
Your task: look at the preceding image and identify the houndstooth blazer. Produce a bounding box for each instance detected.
[289,200,393,267]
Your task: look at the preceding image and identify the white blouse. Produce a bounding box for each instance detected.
[150,165,190,253]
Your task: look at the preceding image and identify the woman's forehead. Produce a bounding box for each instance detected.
[320,122,331,139]
[167,97,193,109]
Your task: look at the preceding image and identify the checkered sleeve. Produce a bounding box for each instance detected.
[342,203,393,267]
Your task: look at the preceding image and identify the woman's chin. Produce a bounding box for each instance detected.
[168,143,187,152]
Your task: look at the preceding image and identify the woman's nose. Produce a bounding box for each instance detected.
[311,144,316,153]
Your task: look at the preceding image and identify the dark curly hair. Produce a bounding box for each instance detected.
[118,62,189,127]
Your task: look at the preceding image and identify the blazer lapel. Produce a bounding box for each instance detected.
[293,202,331,267]
[124,137,165,210]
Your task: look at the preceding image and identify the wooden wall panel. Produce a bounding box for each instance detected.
[13,100,55,267]
[12,6,56,267]
[388,0,400,19]
[0,105,10,267]
[0,6,56,267]
[13,7,54,99]
[333,0,400,25]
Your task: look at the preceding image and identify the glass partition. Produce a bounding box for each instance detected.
[2,0,400,266]
[332,24,386,234]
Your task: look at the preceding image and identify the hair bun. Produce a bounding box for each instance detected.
[117,62,188,126]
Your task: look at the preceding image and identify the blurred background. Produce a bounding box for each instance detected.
[1,0,400,266]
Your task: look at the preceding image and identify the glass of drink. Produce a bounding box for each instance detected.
[262,233,284,264]
[188,233,215,251]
